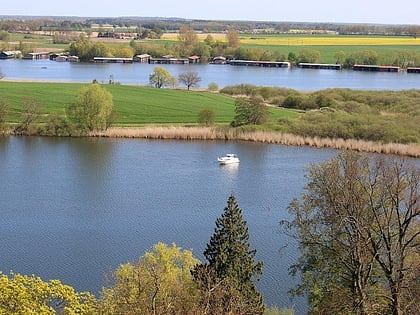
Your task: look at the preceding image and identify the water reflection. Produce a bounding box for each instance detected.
[218,162,239,184]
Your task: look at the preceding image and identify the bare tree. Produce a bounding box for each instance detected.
[178,71,201,90]
[14,97,43,135]
[283,152,420,315]
[0,98,9,132]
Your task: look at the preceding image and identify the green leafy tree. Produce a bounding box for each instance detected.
[0,30,10,41]
[100,242,200,315]
[231,96,269,127]
[178,71,202,90]
[177,26,199,56]
[283,152,420,315]
[69,39,110,62]
[193,194,264,314]
[287,52,297,63]
[197,108,215,126]
[298,48,321,63]
[0,271,97,314]
[335,50,346,64]
[204,34,215,47]
[149,66,177,88]
[66,83,114,132]
[226,29,241,48]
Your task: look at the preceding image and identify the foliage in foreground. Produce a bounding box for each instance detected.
[283,152,420,314]
[0,272,97,315]
[193,194,265,314]
[100,242,199,315]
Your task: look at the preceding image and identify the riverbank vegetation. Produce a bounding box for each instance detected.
[220,84,420,145]
[0,81,419,157]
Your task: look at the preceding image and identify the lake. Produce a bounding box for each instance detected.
[0,136,339,313]
[1,59,420,90]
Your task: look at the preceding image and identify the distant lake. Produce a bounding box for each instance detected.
[1,59,420,90]
[0,136,340,313]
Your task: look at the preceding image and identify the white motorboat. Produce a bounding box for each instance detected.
[217,153,240,165]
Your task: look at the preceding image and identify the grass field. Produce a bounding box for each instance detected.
[240,35,420,46]
[157,33,420,63]
[0,81,298,124]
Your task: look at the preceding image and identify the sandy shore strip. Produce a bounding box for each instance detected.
[91,126,420,158]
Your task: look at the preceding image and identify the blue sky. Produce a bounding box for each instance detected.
[2,0,419,25]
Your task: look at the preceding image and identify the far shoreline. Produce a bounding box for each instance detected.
[90,126,420,158]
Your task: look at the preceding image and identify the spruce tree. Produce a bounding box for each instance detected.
[194,194,264,314]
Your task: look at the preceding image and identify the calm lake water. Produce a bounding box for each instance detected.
[1,59,420,90]
[0,136,339,312]
[1,58,419,313]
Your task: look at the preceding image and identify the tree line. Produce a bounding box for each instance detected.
[1,16,419,37]
[67,32,420,67]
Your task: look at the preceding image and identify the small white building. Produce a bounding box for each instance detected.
[133,54,151,63]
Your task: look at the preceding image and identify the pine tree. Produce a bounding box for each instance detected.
[193,194,264,314]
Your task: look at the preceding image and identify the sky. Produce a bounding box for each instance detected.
[2,0,420,25]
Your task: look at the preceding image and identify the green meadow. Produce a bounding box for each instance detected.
[0,81,298,125]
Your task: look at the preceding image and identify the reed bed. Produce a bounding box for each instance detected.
[93,126,420,158]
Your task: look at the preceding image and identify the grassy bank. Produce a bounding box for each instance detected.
[0,81,296,124]
[93,126,420,158]
[1,81,419,157]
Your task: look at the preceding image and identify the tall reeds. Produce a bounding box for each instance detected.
[92,126,420,158]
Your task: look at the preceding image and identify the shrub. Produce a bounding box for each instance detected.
[220,84,258,96]
[197,108,215,126]
[208,82,219,91]
[282,94,306,109]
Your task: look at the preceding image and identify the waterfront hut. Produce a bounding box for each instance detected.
[55,55,68,62]
[93,57,133,63]
[407,67,420,73]
[23,52,50,60]
[188,55,200,64]
[353,64,400,72]
[298,62,342,70]
[228,60,290,68]
[67,56,79,63]
[133,54,151,63]
[0,50,22,59]
[212,56,226,64]
[49,53,60,61]
[149,57,189,64]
